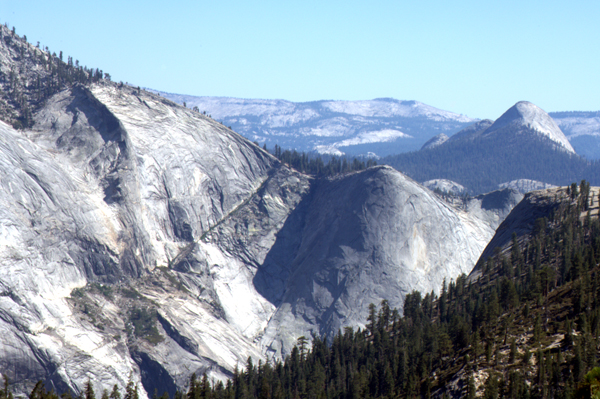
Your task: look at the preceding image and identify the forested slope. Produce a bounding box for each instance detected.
[384,133,600,194]
[176,182,600,398]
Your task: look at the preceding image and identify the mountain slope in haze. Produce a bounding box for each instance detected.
[153,90,600,161]
[498,179,556,194]
[149,91,476,157]
[420,133,449,150]
[551,110,600,160]
[0,47,520,399]
[384,101,600,194]
[480,101,575,153]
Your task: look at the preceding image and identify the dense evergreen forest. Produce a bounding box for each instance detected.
[7,182,600,399]
[382,134,600,194]
[268,144,377,177]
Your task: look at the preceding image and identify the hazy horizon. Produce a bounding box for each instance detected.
[1,0,599,120]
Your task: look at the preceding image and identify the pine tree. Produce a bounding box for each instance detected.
[85,381,96,399]
[109,385,121,399]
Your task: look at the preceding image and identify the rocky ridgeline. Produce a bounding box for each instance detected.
[0,78,524,397]
[0,24,106,130]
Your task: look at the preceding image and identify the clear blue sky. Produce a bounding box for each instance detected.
[2,0,599,119]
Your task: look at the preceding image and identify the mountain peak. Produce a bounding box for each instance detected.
[485,101,575,153]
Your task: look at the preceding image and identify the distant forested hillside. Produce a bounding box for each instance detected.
[383,134,600,194]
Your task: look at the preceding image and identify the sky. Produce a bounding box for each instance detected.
[1,1,599,119]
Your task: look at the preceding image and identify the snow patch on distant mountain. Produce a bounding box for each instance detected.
[304,117,353,137]
[148,90,476,157]
[321,99,473,121]
[335,129,412,147]
[312,129,412,156]
[313,146,346,156]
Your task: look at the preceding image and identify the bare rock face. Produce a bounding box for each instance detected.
[498,179,556,194]
[422,179,466,195]
[0,83,518,397]
[484,102,575,153]
[421,133,449,150]
[0,83,276,396]
[254,167,500,357]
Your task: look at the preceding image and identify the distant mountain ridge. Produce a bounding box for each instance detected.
[420,133,449,150]
[152,90,600,159]
[550,110,600,159]
[483,101,574,153]
[149,90,476,157]
[384,101,600,194]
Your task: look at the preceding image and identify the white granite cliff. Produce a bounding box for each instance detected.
[0,83,518,397]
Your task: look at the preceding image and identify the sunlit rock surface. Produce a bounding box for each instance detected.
[498,179,556,194]
[422,179,466,195]
[421,133,449,150]
[0,83,518,397]
[256,166,505,358]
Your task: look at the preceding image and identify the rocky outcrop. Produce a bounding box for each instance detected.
[421,133,449,150]
[498,179,556,194]
[0,82,518,397]
[422,179,466,195]
[482,101,575,154]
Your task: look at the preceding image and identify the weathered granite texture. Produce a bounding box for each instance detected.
[0,83,519,397]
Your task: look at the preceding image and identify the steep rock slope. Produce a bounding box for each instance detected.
[481,101,574,154]
[253,167,502,357]
[0,82,517,397]
[0,83,278,396]
[165,164,512,359]
[550,111,600,159]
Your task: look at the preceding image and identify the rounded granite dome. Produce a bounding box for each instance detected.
[485,101,575,153]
